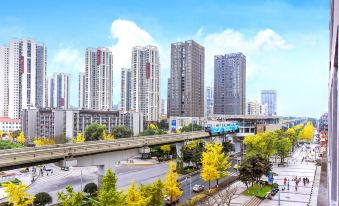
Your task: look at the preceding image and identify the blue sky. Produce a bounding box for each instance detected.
[0,0,328,118]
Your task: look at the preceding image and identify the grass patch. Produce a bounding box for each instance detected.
[244,184,271,198]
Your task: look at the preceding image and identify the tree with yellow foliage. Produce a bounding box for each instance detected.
[126,181,150,206]
[164,161,182,204]
[75,132,84,143]
[103,131,114,141]
[34,137,56,146]
[0,130,4,137]
[212,142,232,186]
[160,144,171,158]
[299,122,315,142]
[243,132,277,158]
[17,131,26,145]
[5,182,33,206]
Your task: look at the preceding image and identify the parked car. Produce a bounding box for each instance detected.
[193,184,204,192]
[164,196,179,205]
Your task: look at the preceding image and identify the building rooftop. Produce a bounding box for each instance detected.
[0,117,21,123]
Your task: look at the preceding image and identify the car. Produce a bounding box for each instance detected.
[192,184,204,192]
[164,196,179,205]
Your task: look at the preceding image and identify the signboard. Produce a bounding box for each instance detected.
[268,172,274,185]
[171,120,176,129]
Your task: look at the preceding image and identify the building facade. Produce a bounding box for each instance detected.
[247,100,268,116]
[21,108,143,141]
[84,48,113,110]
[161,99,167,117]
[120,68,132,111]
[261,90,277,116]
[168,40,205,117]
[78,72,86,109]
[0,117,21,133]
[328,0,339,204]
[214,53,246,115]
[131,45,160,122]
[0,39,47,119]
[205,85,214,117]
[47,73,70,109]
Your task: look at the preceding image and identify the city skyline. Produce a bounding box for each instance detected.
[0,0,328,118]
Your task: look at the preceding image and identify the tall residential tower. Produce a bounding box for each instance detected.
[131,45,160,122]
[84,48,113,110]
[120,68,132,111]
[168,40,205,117]
[47,73,70,109]
[214,53,246,115]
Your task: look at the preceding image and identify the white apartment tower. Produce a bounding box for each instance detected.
[84,48,113,110]
[0,39,46,119]
[78,72,86,109]
[131,45,160,122]
[261,90,277,116]
[0,46,9,117]
[247,100,268,116]
[47,73,70,109]
[121,68,132,111]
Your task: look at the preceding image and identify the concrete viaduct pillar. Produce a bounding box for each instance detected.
[176,142,183,158]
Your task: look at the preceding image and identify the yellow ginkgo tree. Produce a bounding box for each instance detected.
[164,161,182,204]
[5,182,33,206]
[126,181,150,206]
[17,131,26,145]
[75,132,84,143]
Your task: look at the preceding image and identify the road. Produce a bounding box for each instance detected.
[1,157,238,204]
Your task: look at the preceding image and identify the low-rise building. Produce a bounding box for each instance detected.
[0,117,21,133]
[21,108,144,141]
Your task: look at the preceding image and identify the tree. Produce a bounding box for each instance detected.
[11,130,21,140]
[139,124,166,136]
[285,128,297,151]
[275,136,292,163]
[17,132,26,145]
[75,132,84,143]
[33,192,52,206]
[0,140,22,150]
[180,123,203,133]
[57,185,84,206]
[299,122,315,142]
[4,182,33,206]
[126,181,150,206]
[238,160,253,189]
[97,169,126,206]
[182,140,204,169]
[83,183,98,195]
[201,143,218,190]
[139,179,164,206]
[243,132,277,158]
[164,161,182,204]
[213,143,232,186]
[84,123,106,141]
[34,137,55,146]
[222,141,235,154]
[157,120,169,130]
[111,126,133,139]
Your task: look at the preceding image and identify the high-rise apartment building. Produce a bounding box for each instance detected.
[214,53,246,115]
[161,99,167,116]
[328,0,339,204]
[120,68,132,111]
[131,45,160,122]
[0,46,9,117]
[261,90,277,116]
[247,100,268,116]
[84,48,113,110]
[78,72,86,109]
[168,40,205,117]
[205,86,214,117]
[0,39,47,119]
[47,73,70,109]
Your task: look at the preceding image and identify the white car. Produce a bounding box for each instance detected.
[193,184,204,192]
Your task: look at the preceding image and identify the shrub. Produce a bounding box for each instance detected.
[33,192,52,206]
[83,182,98,195]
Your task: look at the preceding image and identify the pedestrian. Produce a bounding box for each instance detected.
[284,177,287,186]
[303,178,306,186]
[288,179,290,190]
[51,169,54,175]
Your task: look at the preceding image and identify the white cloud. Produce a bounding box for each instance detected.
[200,28,291,83]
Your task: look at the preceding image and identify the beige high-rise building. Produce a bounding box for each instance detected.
[168,40,205,117]
[131,45,160,122]
[84,48,113,110]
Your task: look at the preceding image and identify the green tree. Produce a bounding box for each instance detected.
[182,140,204,169]
[57,185,84,206]
[238,160,253,189]
[33,192,52,206]
[275,137,292,163]
[222,141,235,154]
[84,123,106,141]
[180,123,203,133]
[157,120,169,130]
[243,132,277,158]
[140,179,165,206]
[83,183,98,196]
[139,124,166,136]
[111,126,133,139]
[97,169,126,206]
[11,130,21,139]
[285,128,297,151]
[0,140,22,150]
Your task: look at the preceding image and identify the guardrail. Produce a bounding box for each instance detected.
[0,131,210,170]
